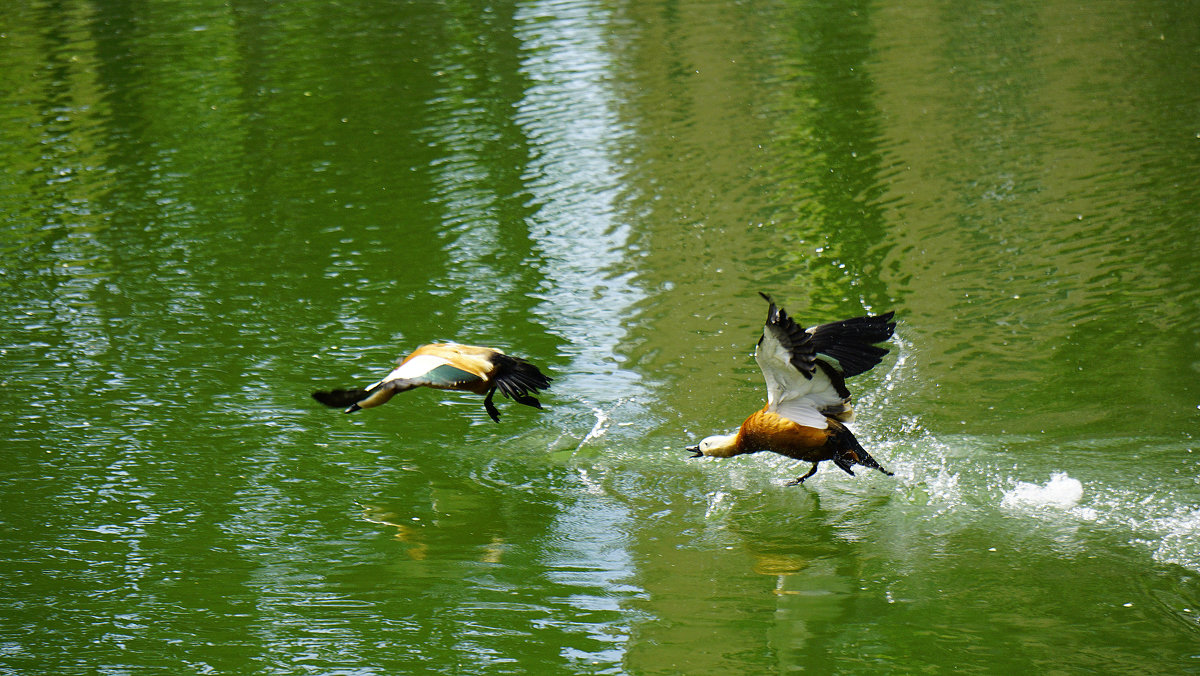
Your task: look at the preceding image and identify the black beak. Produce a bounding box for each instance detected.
[686,445,702,458]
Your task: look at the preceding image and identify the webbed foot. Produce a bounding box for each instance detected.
[786,462,821,486]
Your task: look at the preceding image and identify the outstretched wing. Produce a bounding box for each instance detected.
[373,355,483,391]
[754,294,846,429]
[312,388,371,408]
[490,353,552,402]
[754,293,895,429]
[806,311,896,378]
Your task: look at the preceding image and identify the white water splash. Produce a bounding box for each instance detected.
[577,406,611,451]
[1136,507,1200,571]
[1001,472,1084,510]
[704,491,732,520]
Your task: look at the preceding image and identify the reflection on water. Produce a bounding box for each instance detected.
[515,0,645,403]
[3,0,1200,672]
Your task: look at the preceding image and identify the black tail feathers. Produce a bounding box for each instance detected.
[830,424,893,478]
[312,388,369,408]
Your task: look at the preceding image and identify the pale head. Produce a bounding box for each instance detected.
[686,433,739,458]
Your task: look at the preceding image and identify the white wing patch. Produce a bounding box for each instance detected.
[364,354,451,390]
[755,328,844,430]
[755,328,796,410]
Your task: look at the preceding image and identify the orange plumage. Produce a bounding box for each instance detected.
[736,408,833,460]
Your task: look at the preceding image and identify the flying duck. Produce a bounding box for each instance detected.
[687,293,896,484]
[313,343,551,423]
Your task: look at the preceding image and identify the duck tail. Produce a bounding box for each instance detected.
[313,379,414,413]
[313,388,370,410]
[829,423,893,477]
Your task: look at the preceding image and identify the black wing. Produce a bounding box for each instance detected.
[491,354,552,401]
[757,292,895,379]
[807,311,896,378]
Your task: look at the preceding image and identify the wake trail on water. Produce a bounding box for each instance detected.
[824,414,1200,573]
[825,329,1200,572]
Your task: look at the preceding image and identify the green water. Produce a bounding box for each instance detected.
[3,0,1200,672]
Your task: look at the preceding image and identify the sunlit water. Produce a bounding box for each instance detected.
[3,0,1200,673]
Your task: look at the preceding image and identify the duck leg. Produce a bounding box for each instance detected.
[483,386,501,423]
[786,462,822,486]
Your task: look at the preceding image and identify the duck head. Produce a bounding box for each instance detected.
[686,433,739,458]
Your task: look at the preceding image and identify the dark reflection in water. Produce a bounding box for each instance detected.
[765,0,895,312]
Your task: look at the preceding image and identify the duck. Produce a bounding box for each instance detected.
[686,293,896,484]
[313,343,552,423]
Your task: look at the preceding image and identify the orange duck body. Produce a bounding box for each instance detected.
[736,408,834,461]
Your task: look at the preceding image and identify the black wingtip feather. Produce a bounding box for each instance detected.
[491,354,552,404]
[808,311,897,378]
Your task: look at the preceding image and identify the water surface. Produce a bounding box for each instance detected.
[3,0,1200,673]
